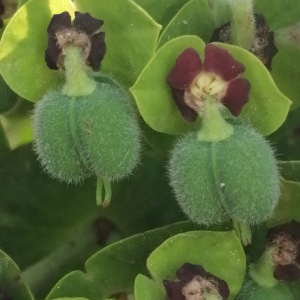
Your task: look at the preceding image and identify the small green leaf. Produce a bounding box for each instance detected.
[254,0,300,31]
[134,274,165,300]
[266,178,300,227]
[146,231,246,300]
[0,249,34,300]
[272,32,300,110]
[0,0,74,102]
[158,0,215,48]
[214,42,292,136]
[74,0,162,88]
[46,222,203,300]
[130,35,204,135]
[0,101,33,150]
[133,0,190,28]
[278,161,300,183]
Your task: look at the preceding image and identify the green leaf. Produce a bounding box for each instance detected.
[130,35,204,135]
[0,101,33,150]
[278,161,300,183]
[254,0,300,110]
[131,36,291,135]
[74,0,161,88]
[214,42,292,136]
[132,0,190,28]
[0,0,74,102]
[134,274,165,300]
[0,249,34,300]
[157,0,215,48]
[266,178,300,227]
[268,107,300,161]
[0,146,186,298]
[146,231,246,300]
[271,32,300,110]
[254,0,300,31]
[45,222,203,300]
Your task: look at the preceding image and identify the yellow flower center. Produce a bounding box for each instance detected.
[192,72,227,99]
[184,72,228,113]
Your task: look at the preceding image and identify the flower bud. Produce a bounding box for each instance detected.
[33,90,86,183]
[169,124,279,225]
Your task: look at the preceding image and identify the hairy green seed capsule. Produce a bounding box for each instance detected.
[76,83,140,180]
[33,90,86,183]
[169,124,279,225]
[169,133,227,224]
[237,279,294,300]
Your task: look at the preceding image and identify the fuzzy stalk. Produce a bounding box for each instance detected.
[197,96,233,142]
[62,45,96,97]
[232,219,252,246]
[228,0,255,49]
[249,245,278,288]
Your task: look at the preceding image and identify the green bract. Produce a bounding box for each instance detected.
[157,0,215,48]
[135,231,246,300]
[215,42,292,136]
[131,35,204,135]
[0,0,74,102]
[74,0,162,88]
[131,35,291,136]
[133,0,190,28]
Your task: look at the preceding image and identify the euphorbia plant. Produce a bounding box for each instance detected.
[0,0,299,299]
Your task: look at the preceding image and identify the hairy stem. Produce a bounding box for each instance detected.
[197,97,233,142]
[249,245,278,288]
[63,45,96,97]
[229,0,255,49]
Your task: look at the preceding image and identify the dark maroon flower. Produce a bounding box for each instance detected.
[45,11,106,71]
[267,220,300,281]
[163,263,230,300]
[166,44,250,122]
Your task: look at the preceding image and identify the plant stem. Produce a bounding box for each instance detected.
[228,0,255,49]
[197,97,233,142]
[249,245,278,288]
[21,224,120,296]
[232,219,252,246]
[103,178,112,207]
[62,45,96,97]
